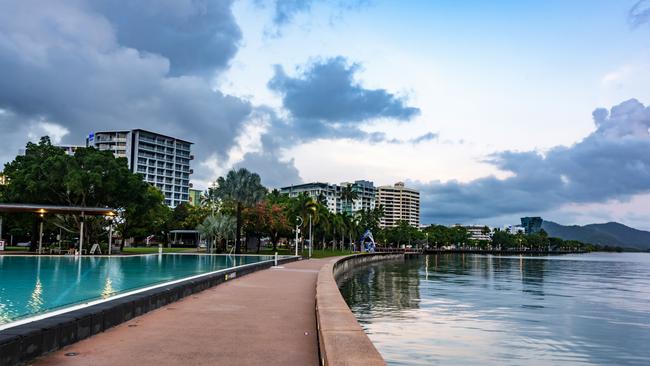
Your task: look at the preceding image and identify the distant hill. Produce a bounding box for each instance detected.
[542,221,650,250]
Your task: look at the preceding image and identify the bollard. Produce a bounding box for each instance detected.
[274,252,278,267]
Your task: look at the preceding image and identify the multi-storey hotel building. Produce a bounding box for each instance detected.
[280,182,340,213]
[377,182,420,228]
[88,129,193,207]
[279,180,378,215]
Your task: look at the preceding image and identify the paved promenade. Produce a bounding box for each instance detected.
[35,258,332,366]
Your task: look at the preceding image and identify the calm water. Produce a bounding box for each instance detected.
[338,253,650,366]
[0,254,276,325]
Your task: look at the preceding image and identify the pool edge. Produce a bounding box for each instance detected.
[0,255,300,366]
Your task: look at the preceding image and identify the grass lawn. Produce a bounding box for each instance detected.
[2,246,30,252]
[122,247,198,254]
[305,249,355,258]
[251,248,354,258]
[254,248,353,258]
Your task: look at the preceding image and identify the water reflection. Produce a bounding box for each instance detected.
[339,258,421,317]
[28,278,43,313]
[339,253,650,366]
[0,254,277,325]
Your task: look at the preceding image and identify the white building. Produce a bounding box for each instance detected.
[503,225,525,234]
[88,129,193,208]
[56,145,85,156]
[280,180,378,215]
[377,182,420,228]
[280,182,340,213]
[339,180,377,214]
[463,225,492,241]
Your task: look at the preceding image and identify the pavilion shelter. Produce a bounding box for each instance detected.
[0,204,117,255]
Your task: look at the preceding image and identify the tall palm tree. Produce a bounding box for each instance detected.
[330,213,344,250]
[339,183,359,214]
[210,168,267,254]
[291,193,318,251]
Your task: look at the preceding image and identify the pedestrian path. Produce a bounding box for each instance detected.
[35,258,332,366]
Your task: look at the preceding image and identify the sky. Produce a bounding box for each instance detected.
[1,0,650,229]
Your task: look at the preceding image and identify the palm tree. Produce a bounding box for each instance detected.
[291,193,318,252]
[210,168,267,254]
[330,213,344,250]
[196,213,235,253]
[339,183,359,214]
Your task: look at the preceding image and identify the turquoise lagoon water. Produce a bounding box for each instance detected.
[339,253,650,366]
[0,254,277,325]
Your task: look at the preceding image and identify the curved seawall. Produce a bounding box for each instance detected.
[315,253,402,366]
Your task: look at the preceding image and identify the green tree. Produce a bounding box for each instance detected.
[210,168,267,254]
[340,183,359,214]
[3,137,168,251]
[197,213,235,253]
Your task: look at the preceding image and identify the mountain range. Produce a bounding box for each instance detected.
[542,221,650,251]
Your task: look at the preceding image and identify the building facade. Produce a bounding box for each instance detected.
[377,182,420,228]
[88,129,193,207]
[56,145,85,156]
[280,180,379,215]
[464,225,492,242]
[339,180,377,214]
[520,217,543,234]
[188,188,203,206]
[280,182,340,213]
[503,224,525,234]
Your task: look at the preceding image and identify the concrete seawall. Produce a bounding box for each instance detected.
[316,253,403,366]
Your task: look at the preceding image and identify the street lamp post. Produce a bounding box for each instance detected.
[295,216,303,257]
[107,214,114,255]
[38,212,44,254]
[309,214,313,259]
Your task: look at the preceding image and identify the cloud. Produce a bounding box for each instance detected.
[629,0,650,27]
[235,57,419,187]
[272,0,315,27]
[235,151,302,188]
[0,0,251,177]
[409,132,438,144]
[269,57,419,123]
[90,0,241,76]
[415,98,650,224]
[266,0,371,36]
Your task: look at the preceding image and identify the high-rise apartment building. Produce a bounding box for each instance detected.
[520,217,543,235]
[279,180,378,215]
[339,180,376,214]
[88,129,193,207]
[377,182,420,228]
[280,182,340,213]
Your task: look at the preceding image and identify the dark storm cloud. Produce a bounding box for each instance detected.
[416,99,650,224]
[90,0,241,76]
[0,0,250,171]
[268,57,419,123]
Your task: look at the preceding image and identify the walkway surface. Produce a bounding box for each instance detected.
[34,258,333,366]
